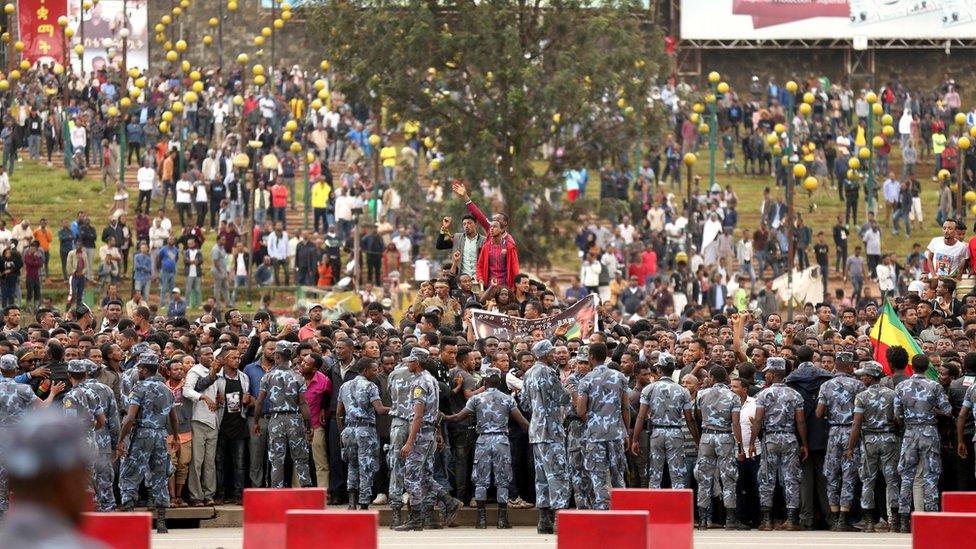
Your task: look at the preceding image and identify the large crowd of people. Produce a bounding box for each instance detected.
[4,44,976,540]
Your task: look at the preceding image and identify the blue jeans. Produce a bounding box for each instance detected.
[28,135,41,159]
[893,207,911,235]
[70,274,86,307]
[159,270,175,308]
[215,435,246,500]
[185,276,201,309]
[134,278,151,300]
[232,275,247,304]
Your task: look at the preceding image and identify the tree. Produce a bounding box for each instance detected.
[308,0,663,266]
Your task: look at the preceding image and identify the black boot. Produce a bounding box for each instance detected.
[497,503,512,529]
[348,490,358,511]
[476,501,487,529]
[424,506,444,530]
[440,494,462,527]
[758,508,773,531]
[551,508,559,534]
[393,507,424,532]
[725,513,749,531]
[155,507,168,534]
[899,513,911,534]
[359,503,369,510]
[828,510,839,531]
[863,516,875,533]
[121,501,135,512]
[837,511,855,532]
[537,508,553,534]
[889,508,900,533]
[390,506,402,529]
[784,508,800,531]
[698,507,711,531]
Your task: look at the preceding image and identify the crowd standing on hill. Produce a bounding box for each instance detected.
[6,60,976,537]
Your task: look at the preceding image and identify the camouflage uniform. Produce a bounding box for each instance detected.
[894,374,951,512]
[62,382,102,457]
[640,377,692,489]
[403,369,440,507]
[817,373,865,509]
[854,383,899,512]
[387,364,415,508]
[754,382,804,509]
[83,368,120,512]
[565,372,593,509]
[261,364,312,488]
[962,384,976,483]
[119,373,174,508]
[577,363,629,510]
[694,382,741,512]
[466,387,517,503]
[339,375,382,505]
[0,376,38,517]
[521,360,571,510]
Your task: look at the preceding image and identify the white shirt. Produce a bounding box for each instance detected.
[0,173,8,195]
[175,179,193,204]
[392,234,411,263]
[137,167,156,191]
[267,231,288,260]
[259,96,276,119]
[740,396,759,455]
[926,236,969,278]
[618,224,636,245]
[876,263,896,292]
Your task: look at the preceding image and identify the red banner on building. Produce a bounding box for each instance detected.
[17,0,67,64]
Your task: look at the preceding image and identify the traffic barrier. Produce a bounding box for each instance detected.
[243,488,328,549]
[609,488,693,549]
[942,492,976,513]
[81,512,152,549]
[285,510,379,549]
[912,512,976,549]
[556,510,649,549]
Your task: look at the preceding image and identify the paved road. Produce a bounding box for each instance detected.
[151,526,913,549]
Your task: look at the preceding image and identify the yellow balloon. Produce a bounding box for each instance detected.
[314,79,326,91]
[185,91,199,104]
[766,133,778,146]
[692,103,704,114]
[191,81,204,93]
[961,136,973,150]
[0,80,8,91]
[785,80,798,93]
[882,125,895,137]
[281,10,292,21]
[171,101,184,113]
[848,157,861,170]
[793,163,807,178]
[0,33,8,44]
[163,40,172,51]
[129,88,142,99]
[274,18,284,29]
[285,120,298,132]
[261,27,272,37]
[128,67,140,79]
[237,53,249,65]
[552,113,561,123]
[803,176,818,192]
[689,113,700,124]
[209,17,219,27]
[970,204,976,216]
[135,77,146,88]
[951,183,959,193]
[8,70,19,81]
[65,27,75,39]
[172,6,182,16]
[161,15,172,25]
[683,153,697,166]
[320,60,330,71]
[253,74,266,86]
[165,50,178,62]
[774,123,785,134]
[282,2,292,10]
[310,99,322,110]
[282,131,293,142]
[53,64,64,75]
[181,60,190,72]
[802,92,814,104]
[871,103,883,116]
[617,97,627,109]
[368,134,381,147]
[175,39,187,52]
[19,59,30,70]
[203,35,213,45]
[708,71,720,83]
[3,3,13,14]
[83,0,92,9]
[957,112,968,126]
[252,64,265,76]
[939,169,951,180]
[429,158,441,171]
[107,106,120,117]
[798,103,811,116]
[73,44,85,55]
[161,111,174,122]
[704,94,716,104]
[698,123,709,134]
[881,114,893,126]
[716,82,729,94]
[232,95,244,106]
[154,23,165,33]
[780,156,790,167]
[189,70,201,81]
[289,142,302,154]
[227,1,238,11]
[966,191,976,203]
[120,97,131,108]
[872,136,884,148]
[254,36,265,46]
[865,91,878,104]
[858,147,871,160]
[772,145,782,157]
[180,0,190,7]
[970,126,976,139]
[159,121,170,133]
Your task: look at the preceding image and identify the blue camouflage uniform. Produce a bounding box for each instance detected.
[640,377,692,489]
[119,370,174,508]
[0,373,38,517]
[467,386,517,504]
[754,382,804,509]
[564,371,593,509]
[817,372,865,509]
[962,384,976,483]
[403,369,441,508]
[694,382,741,512]
[339,375,382,505]
[893,373,951,512]
[521,359,571,510]
[387,362,417,508]
[577,363,629,510]
[854,382,898,512]
[261,363,312,488]
[83,361,120,512]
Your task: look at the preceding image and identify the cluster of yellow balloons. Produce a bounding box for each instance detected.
[252,2,293,47]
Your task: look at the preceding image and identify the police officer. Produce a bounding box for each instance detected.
[395,350,462,531]
[576,342,629,511]
[444,367,529,529]
[83,358,120,512]
[117,354,179,534]
[0,410,104,548]
[750,357,809,531]
[847,360,899,533]
[62,359,106,461]
[565,356,594,509]
[815,351,865,531]
[894,353,951,532]
[0,354,63,519]
[521,339,571,534]
[337,357,390,510]
[631,352,698,492]
[694,365,745,530]
[387,347,426,527]
[253,341,313,488]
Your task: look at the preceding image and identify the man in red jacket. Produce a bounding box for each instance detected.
[452,181,520,289]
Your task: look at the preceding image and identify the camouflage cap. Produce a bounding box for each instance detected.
[0,409,94,478]
[0,353,18,372]
[764,357,787,372]
[483,367,502,378]
[854,360,884,378]
[66,359,89,374]
[532,339,554,359]
[275,340,299,356]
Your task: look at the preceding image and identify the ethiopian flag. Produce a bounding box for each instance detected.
[869,300,936,379]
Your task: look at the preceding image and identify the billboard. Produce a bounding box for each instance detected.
[681,0,976,40]
[17,0,69,64]
[68,0,149,73]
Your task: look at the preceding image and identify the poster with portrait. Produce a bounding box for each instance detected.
[68,0,148,73]
[469,294,598,341]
